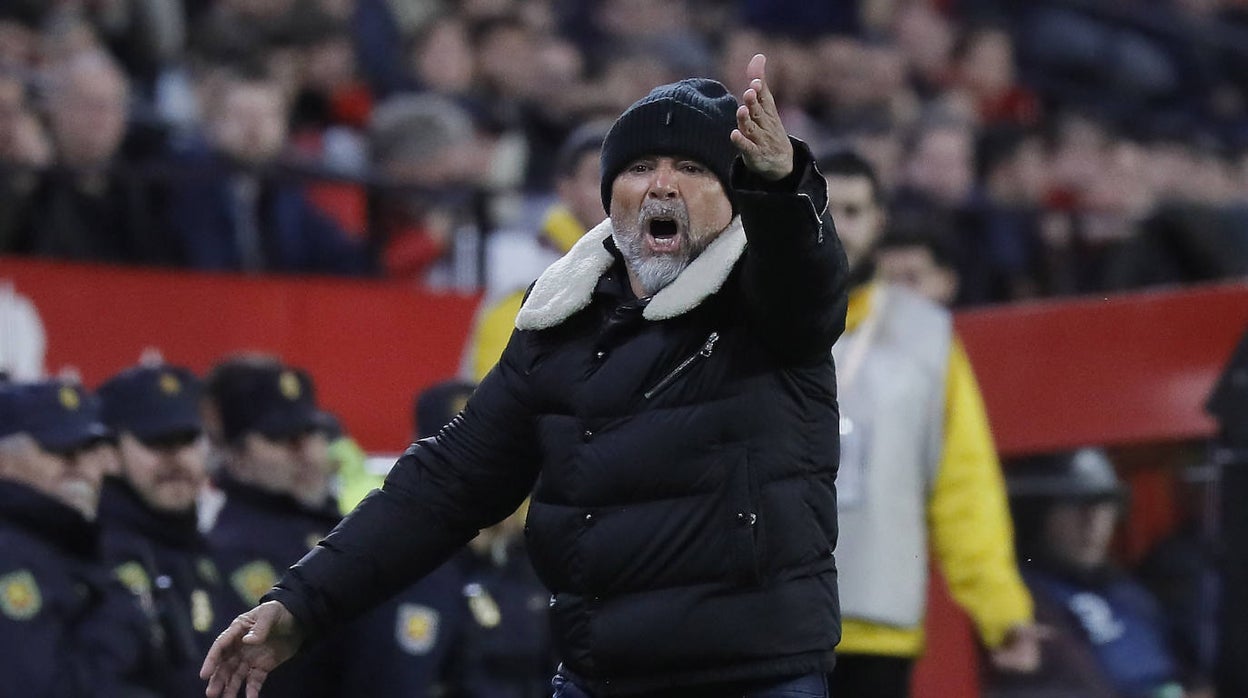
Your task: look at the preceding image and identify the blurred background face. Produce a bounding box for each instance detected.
[290,429,334,509]
[959,29,1015,97]
[874,245,958,306]
[302,36,357,94]
[476,23,540,99]
[556,149,605,230]
[117,432,209,514]
[0,20,37,69]
[411,17,475,95]
[907,126,974,206]
[0,435,107,520]
[46,53,129,169]
[233,430,333,508]
[1043,500,1119,571]
[825,173,884,270]
[210,81,289,165]
[234,431,302,495]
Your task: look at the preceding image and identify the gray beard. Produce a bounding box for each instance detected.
[611,232,684,295]
[610,201,700,296]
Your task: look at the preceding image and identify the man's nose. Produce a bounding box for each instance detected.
[647,164,679,200]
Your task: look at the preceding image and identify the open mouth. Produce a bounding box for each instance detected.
[649,217,678,239]
[645,216,683,254]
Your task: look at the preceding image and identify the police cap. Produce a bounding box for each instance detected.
[210,363,324,442]
[0,380,111,452]
[98,364,203,442]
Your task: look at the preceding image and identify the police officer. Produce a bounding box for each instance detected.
[202,357,343,697]
[414,380,557,698]
[0,380,166,696]
[97,363,237,696]
[333,383,473,696]
[206,358,472,696]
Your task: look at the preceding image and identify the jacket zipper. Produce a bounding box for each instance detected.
[644,332,719,399]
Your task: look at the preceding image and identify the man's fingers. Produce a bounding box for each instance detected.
[730,129,760,158]
[201,621,247,679]
[246,667,270,698]
[223,662,249,698]
[746,53,766,86]
[736,104,754,134]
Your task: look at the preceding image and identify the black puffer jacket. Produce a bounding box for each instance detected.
[270,140,849,695]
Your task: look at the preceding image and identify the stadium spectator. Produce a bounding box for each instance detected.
[991,448,1190,698]
[820,148,1037,697]
[19,50,179,264]
[367,91,485,285]
[164,64,373,275]
[469,120,610,380]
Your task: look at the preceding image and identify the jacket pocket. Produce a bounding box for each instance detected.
[726,447,763,587]
[644,331,720,400]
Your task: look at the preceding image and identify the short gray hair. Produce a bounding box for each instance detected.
[368,94,474,165]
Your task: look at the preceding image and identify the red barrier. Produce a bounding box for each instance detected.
[957,282,1248,456]
[0,257,480,452]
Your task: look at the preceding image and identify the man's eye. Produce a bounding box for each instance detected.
[680,164,704,174]
[629,163,651,173]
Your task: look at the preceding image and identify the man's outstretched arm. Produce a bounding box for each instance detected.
[731,54,849,363]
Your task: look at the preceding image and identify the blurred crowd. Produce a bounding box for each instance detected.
[1,0,1247,305]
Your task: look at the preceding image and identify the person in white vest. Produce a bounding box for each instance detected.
[818,147,1043,697]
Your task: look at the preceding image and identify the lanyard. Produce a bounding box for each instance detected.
[838,287,888,395]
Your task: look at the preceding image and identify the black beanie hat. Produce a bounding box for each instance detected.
[600,78,740,214]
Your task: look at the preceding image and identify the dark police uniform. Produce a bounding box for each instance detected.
[454,537,555,698]
[97,364,239,697]
[209,362,468,696]
[339,554,471,696]
[215,475,473,697]
[100,478,237,696]
[0,381,167,697]
[211,473,345,698]
[0,482,168,698]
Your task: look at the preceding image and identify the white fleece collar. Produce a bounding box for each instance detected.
[515,216,746,331]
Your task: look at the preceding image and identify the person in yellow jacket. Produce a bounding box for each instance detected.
[819,148,1044,697]
[468,122,610,381]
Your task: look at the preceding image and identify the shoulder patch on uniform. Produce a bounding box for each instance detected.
[229,561,278,606]
[464,583,501,629]
[395,603,439,655]
[114,561,152,596]
[0,570,42,620]
[191,589,214,633]
[197,558,221,586]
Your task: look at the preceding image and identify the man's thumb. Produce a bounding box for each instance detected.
[241,606,276,644]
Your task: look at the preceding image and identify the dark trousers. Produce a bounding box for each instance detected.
[552,671,828,698]
[828,655,913,698]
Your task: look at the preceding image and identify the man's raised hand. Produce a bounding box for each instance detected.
[730,53,794,181]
